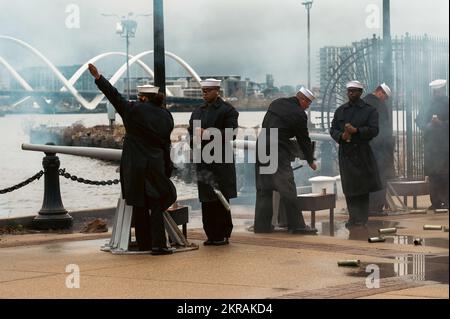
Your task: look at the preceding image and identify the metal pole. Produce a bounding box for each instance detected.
[153,0,166,102]
[126,28,131,100]
[383,0,393,86]
[302,1,313,128]
[404,34,413,179]
[307,6,311,90]
[383,0,393,132]
[383,0,397,180]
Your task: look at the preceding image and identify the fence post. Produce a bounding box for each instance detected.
[404,33,414,180]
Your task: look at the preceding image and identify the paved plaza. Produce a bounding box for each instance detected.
[0,199,448,299]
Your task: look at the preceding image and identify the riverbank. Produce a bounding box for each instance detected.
[29,123,193,149]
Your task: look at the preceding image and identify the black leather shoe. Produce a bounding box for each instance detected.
[151,247,174,255]
[289,226,318,235]
[128,242,142,251]
[203,239,214,246]
[211,238,229,246]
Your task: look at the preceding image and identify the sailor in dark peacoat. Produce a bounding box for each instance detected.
[416,80,449,209]
[363,84,395,215]
[330,81,382,226]
[89,64,176,253]
[188,79,239,245]
[254,88,318,234]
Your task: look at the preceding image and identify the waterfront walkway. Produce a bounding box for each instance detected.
[0,199,448,299]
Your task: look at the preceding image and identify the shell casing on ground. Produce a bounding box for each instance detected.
[368,237,386,243]
[378,228,397,234]
[423,225,443,230]
[337,260,361,267]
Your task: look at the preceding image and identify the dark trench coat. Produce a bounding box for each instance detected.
[255,97,315,193]
[363,93,395,180]
[95,76,176,210]
[188,97,239,202]
[330,98,382,196]
[416,95,449,176]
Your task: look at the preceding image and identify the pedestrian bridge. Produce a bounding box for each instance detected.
[0,35,203,110]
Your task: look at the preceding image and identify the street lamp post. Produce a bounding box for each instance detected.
[102,12,150,100]
[153,0,166,99]
[118,14,137,100]
[302,0,313,90]
[302,0,313,128]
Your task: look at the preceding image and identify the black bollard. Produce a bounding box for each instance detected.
[31,143,72,230]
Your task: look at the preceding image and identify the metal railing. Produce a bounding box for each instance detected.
[319,34,449,179]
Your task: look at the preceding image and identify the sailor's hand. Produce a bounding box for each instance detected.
[345,123,358,134]
[342,131,351,141]
[88,63,101,80]
[309,162,317,171]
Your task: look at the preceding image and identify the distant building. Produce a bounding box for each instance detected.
[222,77,247,98]
[266,74,274,88]
[123,75,259,100]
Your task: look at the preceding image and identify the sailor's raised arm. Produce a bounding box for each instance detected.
[88,63,129,117]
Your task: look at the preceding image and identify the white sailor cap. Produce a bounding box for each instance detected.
[380,83,392,97]
[346,80,364,90]
[137,84,159,94]
[298,87,316,101]
[200,78,222,88]
[429,79,447,90]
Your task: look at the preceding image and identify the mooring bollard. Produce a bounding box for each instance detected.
[31,142,73,230]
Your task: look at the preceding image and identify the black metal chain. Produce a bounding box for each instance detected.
[0,171,44,194]
[58,168,120,186]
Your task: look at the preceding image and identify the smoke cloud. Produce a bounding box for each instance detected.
[0,0,448,86]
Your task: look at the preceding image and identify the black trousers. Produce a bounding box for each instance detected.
[201,199,233,241]
[345,193,370,225]
[254,189,306,232]
[132,198,166,251]
[369,188,386,213]
[429,174,449,209]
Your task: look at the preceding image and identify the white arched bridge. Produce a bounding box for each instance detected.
[0,35,203,110]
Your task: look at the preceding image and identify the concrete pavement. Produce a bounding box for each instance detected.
[0,201,448,299]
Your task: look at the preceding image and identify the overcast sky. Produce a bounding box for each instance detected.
[0,0,448,86]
